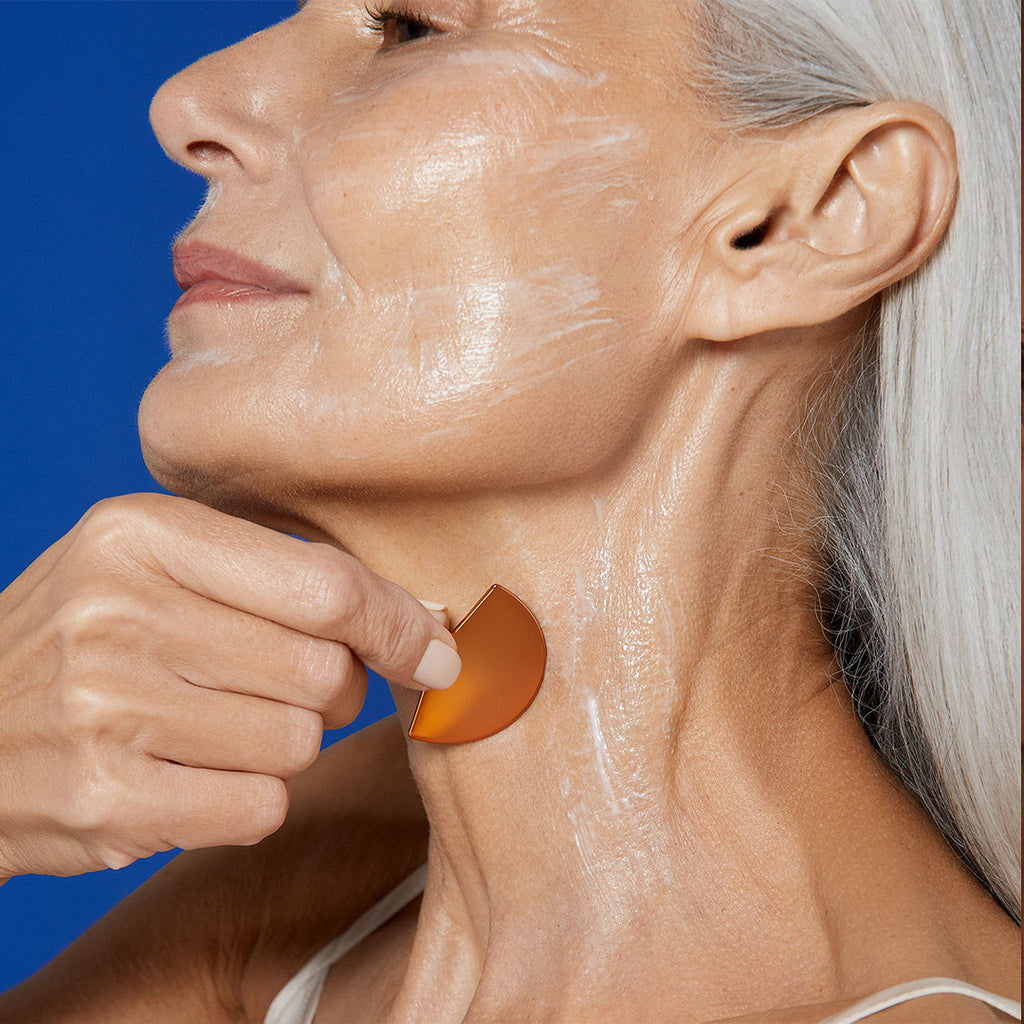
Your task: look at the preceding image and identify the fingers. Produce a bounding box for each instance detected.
[419,600,451,627]
[158,588,369,727]
[49,683,319,862]
[140,762,290,850]
[145,682,325,778]
[33,750,293,869]
[0,492,456,880]
[328,570,462,691]
[118,495,461,691]
[52,662,328,781]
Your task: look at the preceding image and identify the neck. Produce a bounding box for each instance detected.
[299,340,985,1021]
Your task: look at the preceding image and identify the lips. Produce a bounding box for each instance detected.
[171,240,309,311]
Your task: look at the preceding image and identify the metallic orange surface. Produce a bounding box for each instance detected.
[408,585,546,744]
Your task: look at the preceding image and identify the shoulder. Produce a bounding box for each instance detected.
[714,992,1018,1023]
[0,717,427,1024]
[238,715,428,1020]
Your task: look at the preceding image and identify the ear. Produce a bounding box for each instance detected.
[684,102,958,342]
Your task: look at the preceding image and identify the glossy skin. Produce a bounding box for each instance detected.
[1,0,1019,1021]
[140,1,698,502]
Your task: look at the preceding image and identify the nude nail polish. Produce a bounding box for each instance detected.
[418,599,450,627]
[413,638,462,690]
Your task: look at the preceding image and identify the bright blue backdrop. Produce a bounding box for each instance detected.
[0,1,395,993]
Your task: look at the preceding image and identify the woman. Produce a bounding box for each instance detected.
[0,0,1018,1021]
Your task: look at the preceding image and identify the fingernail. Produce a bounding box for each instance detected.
[418,599,450,627]
[413,638,462,690]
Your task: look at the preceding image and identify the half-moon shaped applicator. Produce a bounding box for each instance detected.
[408,584,546,744]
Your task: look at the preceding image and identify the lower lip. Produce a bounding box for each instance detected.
[171,280,306,312]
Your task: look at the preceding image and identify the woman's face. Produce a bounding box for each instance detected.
[141,0,721,506]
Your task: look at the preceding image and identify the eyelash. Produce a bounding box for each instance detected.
[363,3,442,44]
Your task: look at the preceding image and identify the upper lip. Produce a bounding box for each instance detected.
[172,240,310,294]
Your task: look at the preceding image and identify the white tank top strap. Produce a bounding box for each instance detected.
[263,870,1021,1024]
[263,862,428,1024]
[817,977,1022,1023]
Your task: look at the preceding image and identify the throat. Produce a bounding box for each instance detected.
[388,674,984,1024]
[386,615,863,1023]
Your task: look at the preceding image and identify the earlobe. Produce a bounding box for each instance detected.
[683,102,958,343]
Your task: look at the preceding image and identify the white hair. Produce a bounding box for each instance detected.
[694,0,1021,921]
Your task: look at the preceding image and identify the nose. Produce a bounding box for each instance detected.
[149,29,285,185]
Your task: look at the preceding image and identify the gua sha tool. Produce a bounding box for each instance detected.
[408,585,546,744]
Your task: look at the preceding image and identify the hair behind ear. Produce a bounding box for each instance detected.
[693,0,1021,922]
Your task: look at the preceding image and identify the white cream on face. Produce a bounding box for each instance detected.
[267,49,670,485]
[440,46,607,85]
[379,268,616,387]
[183,180,222,231]
[169,347,254,370]
[585,690,621,813]
[143,0,716,513]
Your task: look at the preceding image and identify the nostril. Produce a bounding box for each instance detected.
[185,139,234,162]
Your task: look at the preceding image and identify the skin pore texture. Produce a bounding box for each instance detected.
[140,0,1020,1021]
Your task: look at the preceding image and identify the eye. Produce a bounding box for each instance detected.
[364,3,442,45]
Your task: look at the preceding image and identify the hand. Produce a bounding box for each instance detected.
[0,493,458,880]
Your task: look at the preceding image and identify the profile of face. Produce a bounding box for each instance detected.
[140,0,731,511]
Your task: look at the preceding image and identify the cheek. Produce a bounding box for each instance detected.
[299,272,656,489]
[288,68,671,485]
[299,63,652,286]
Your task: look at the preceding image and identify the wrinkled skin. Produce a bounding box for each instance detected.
[10,0,1019,1021]
[141,2,703,501]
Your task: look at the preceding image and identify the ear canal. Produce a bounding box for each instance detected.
[730,216,771,250]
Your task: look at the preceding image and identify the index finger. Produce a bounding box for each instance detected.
[124,495,461,691]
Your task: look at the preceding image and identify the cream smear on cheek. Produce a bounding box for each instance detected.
[374,267,618,402]
[292,48,656,447]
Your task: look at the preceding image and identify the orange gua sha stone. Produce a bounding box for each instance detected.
[408,585,546,744]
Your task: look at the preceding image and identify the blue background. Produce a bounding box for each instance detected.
[0,1,395,992]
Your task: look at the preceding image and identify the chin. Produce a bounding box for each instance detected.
[138,366,281,518]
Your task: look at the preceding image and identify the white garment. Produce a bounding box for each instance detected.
[264,865,1022,1024]
[264,863,428,1024]
[820,979,1022,1023]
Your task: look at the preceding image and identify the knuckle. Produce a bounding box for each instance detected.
[299,640,350,707]
[301,547,366,634]
[63,762,125,835]
[70,495,164,576]
[57,678,117,741]
[281,707,322,774]
[53,592,148,651]
[247,777,289,840]
[326,665,367,728]
[321,576,365,635]
[91,844,139,871]
[75,498,135,555]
